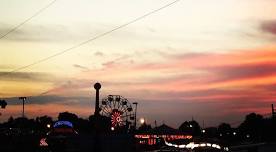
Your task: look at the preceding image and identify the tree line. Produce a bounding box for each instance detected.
[0,112,276,144]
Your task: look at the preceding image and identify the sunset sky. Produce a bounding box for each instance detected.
[1,0,276,127]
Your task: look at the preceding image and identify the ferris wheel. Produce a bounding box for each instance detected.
[99,95,135,129]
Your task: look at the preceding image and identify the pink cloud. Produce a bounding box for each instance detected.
[261,20,276,35]
[14,48,275,126]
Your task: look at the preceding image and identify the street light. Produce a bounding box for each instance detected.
[19,97,27,117]
[140,118,145,124]
[133,102,138,129]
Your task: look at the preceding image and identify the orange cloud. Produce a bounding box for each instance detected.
[3,47,276,126]
[46,47,276,99]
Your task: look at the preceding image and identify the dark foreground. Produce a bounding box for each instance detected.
[0,133,136,152]
[1,133,276,152]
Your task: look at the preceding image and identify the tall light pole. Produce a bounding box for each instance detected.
[133,102,138,130]
[93,82,101,152]
[272,104,275,118]
[19,97,26,118]
[140,118,145,124]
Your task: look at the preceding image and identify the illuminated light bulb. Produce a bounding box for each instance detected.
[140,118,145,124]
[200,143,206,147]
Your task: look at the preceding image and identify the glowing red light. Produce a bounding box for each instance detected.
[111,111,122,127]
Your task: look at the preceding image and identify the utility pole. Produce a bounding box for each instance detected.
[19,97,27,118]
[272,104,275,118]
[133,102,138,130]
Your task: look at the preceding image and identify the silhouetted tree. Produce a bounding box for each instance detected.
[217,123,233,142]
[138,123,152,132]
[36,115,53,124]
[89,115,111,133]
[7,117,37,130]
[262,117,276,141]
[238,113,264,142]
[179,120,201,136]
[0,100,7,109]
[58,112,78,124]
[218,123,232,135]
[0,116,14,128]
[35,115,53,132]
[204,127,218,138]
[75,118,90,133]
[8,116,14,123]
[179,121,190,132]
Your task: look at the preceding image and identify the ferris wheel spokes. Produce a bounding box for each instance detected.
[99,95,135,129]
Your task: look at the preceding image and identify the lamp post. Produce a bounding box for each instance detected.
[19,97,27,118]
[272,104,275,118]
[140,118,145,124]
[133,102,138,129]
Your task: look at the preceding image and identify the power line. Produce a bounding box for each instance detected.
[36,0,181,98]
[1,0,181,99]
[0,0,57,40]
[5,0,181,77]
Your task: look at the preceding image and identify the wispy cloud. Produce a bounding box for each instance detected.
[0,23,111,43]
[204,62,276,84]
[5,95,92,106]
[261,20,276,35]
[0,71,55,82]
[73,64,89,71]
[94,51,104,57]
[0,23,69,42]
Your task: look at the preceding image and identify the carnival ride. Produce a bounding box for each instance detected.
[99,95,135,130]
